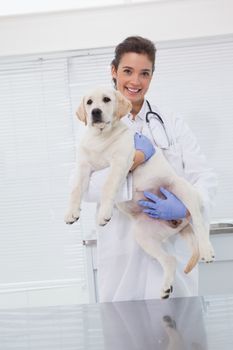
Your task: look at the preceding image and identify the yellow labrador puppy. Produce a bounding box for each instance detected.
[65,87,214,298]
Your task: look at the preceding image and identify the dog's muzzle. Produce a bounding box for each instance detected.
[91,108,102,123]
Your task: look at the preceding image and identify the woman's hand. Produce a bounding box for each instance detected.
[138,187,188,220]
[130,133,155,171]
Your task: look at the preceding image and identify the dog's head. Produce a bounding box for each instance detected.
[76,87,132,132]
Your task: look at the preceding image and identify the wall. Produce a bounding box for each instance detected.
[0,0,233,57]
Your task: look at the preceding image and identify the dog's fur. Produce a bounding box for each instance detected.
[65,87,214,299]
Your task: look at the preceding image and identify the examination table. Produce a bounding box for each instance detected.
[1,293,233,349]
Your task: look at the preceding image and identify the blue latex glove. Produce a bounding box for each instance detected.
[138,187,187,220]
[134,132,155,161]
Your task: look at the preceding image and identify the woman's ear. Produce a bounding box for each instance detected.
[115,90,132,119]
[111,65,117,88]
[111,65,117,79]
[76,97,87,125]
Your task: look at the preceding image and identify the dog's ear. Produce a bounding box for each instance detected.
[76,97,87,125]
[115,90,132,119]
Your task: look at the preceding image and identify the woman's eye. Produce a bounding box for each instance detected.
[142,71,150,77]
[123,69,131,74]
[87,99,93,105]
[103,97,111,103]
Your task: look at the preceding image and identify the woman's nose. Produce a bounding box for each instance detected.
[130,73,141,85]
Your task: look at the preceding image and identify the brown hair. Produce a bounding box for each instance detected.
[111,36,156,86]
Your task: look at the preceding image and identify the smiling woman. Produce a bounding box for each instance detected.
[81,36,218,303]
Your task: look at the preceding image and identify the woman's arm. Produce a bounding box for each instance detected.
[130,150,145,171]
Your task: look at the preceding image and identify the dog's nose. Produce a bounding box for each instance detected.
[92,108,102,123]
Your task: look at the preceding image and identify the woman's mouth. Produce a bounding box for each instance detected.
[126,87,142,95]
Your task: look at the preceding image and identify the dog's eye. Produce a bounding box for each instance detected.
[103,97,111,103]
[87,99,93,105]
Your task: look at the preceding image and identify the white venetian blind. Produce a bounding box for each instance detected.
[0,56,88,302]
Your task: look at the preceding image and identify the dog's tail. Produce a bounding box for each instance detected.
[179,226,200,274]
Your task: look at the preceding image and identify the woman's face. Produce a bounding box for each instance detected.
[111,52,153,109]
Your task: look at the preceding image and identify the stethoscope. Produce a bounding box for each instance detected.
[145,100,171,149]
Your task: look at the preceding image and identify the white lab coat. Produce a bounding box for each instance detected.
[84,100,217,303]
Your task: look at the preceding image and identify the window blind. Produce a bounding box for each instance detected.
[0,57,88,302]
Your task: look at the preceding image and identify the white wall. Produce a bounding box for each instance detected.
[0,0,233,57]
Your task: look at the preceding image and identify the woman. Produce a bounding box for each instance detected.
[86,36,217,302]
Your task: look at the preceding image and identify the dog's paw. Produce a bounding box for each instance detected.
[199,242,215,263]
[208,241,215,258]
[97,205,112,226]
[97,215,112,226]
[161,285,173,299]
[64,208,80,225]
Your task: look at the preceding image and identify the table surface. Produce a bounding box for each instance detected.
[1,294,233,349]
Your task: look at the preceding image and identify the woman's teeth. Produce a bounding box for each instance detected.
[127,87,140,93]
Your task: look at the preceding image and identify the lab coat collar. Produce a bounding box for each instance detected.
[128,99,148,121]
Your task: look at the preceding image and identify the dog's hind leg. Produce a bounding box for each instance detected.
[133,219,176,299]
[168,178,214,264]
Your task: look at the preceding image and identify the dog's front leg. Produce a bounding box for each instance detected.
[64,162,92,224]
[97,157,132,226]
